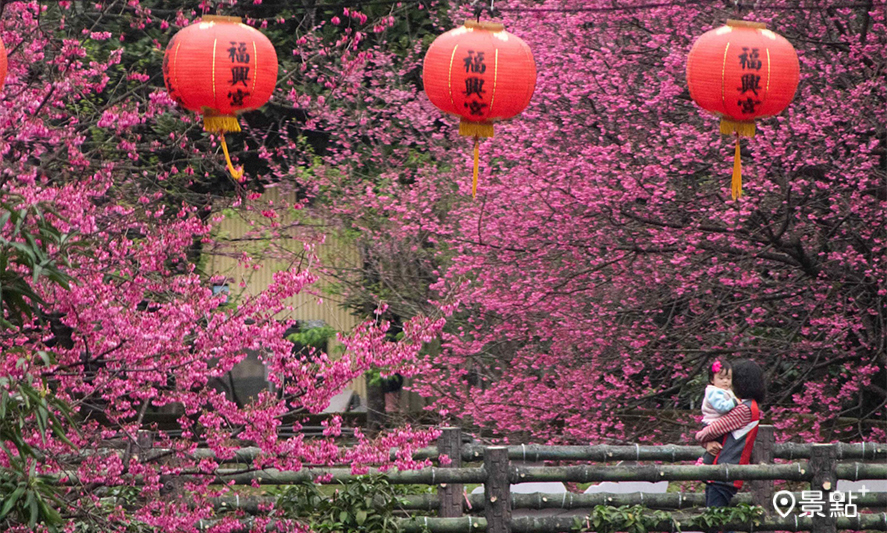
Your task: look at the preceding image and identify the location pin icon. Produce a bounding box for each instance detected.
[773,490,796,518]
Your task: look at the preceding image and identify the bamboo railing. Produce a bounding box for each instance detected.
[118,427,887,532]
[157,440,887,463]
[118,427,887,465]
[189,426,887,533]
[212,491,887,513]
[395,514,887,533]
[418,427,887,533]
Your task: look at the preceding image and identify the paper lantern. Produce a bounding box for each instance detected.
[163,15,278,179]
[687,20,799,199]
[423,20,536,197]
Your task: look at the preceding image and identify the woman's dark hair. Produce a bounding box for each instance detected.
[731,359,767,403]
[707,358,732,384]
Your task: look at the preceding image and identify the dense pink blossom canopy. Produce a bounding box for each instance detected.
[306,1,887,444]
[1,0,886,529]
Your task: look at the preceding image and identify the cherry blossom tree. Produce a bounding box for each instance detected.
[3,0,886,529]
[306,0,887,444]
[0,1,444,531]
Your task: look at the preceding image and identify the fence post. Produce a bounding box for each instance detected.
[750,425,775,514]
[438,427,464,518]
[810,444,837,533]
[485,447,511,533]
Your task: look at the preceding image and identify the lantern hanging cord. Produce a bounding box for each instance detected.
[220,134,245,181]
[471,0,500,20]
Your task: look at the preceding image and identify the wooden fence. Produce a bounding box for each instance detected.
[186,426,887,533]
[406,427,887,533]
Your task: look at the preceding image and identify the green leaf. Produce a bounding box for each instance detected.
[36,406,49,439]
[13,208,27,236]
[26,490,38,528]
[0,485,25,519]
[36,491,63,525]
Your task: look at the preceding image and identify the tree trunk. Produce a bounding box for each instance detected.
[366,382,386,435]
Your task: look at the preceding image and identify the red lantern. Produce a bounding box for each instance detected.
[163,16,278,179]
[423,20,536,197]
[687,20,799,199]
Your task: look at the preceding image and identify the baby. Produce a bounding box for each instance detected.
[702,359,738,426]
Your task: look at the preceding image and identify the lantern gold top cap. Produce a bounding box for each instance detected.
[464,20,505,32]
[201,15,243,23]
[726,19,767,29]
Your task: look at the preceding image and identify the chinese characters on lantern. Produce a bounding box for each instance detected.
[462,49,488,117]
[227,41,251,106]
[737,47,762,114]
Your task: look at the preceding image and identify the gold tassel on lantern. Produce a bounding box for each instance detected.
[719,118,755,138]
[460,120,494,198]
[720,119,755,200]
[203,109,245,180]
[203,112,241,133]
[732,138,742,200]
[459,121,494,138]
[472,137,480,198]
[219,136,245,181]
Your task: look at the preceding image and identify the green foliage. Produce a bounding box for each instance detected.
[0,373,75,461]
[0,372,79,533]
[690,503,764,531]
[365,368,405,388]
[0,193,81,531]
[0,199,77,330]
[573,504,673,533]
[287,325,338,353]
[276,474,427,533]
[0,466,66,533]
[571,503,764,533]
